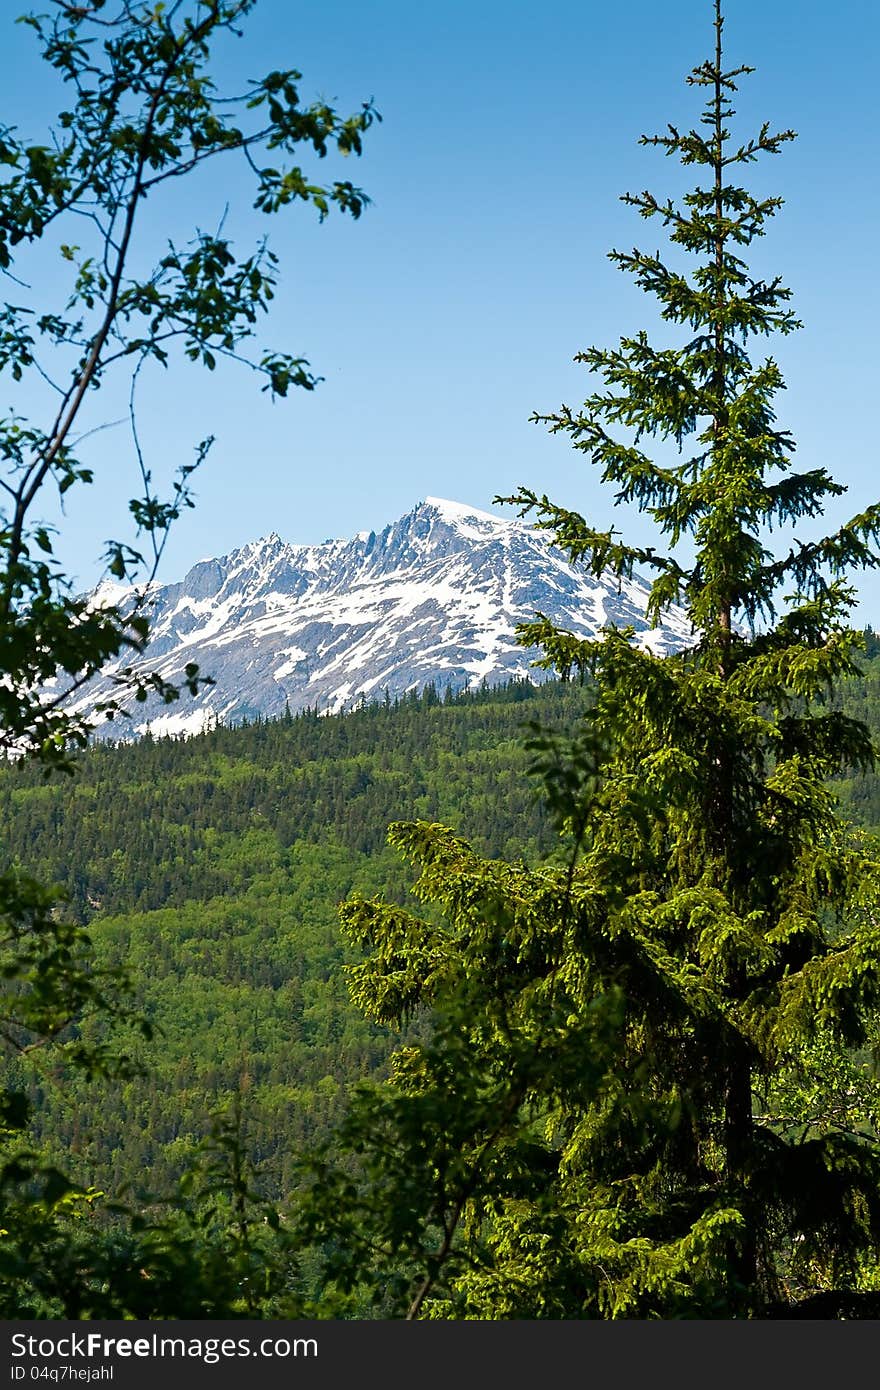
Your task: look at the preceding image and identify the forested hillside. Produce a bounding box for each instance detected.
[0,679,575,1197]
[3,659,880,1200]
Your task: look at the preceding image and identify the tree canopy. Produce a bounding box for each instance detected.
[0,0,377,1317]
[0,0,378,769]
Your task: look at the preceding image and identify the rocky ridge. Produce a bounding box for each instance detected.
[72,496,694,738]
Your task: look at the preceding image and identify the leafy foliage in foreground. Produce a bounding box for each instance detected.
[0,0,377,1316]
[0,0,376,771]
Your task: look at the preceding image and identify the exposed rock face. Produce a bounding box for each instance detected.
[73,497,694,738]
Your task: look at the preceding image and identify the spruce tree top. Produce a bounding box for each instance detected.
[504,0,880,695]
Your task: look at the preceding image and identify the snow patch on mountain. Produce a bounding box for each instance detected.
[70,497,694,738]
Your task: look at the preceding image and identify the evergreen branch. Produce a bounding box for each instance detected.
[765,507,880,591]
[622,187,788,249]
[686,61,754,92]
[722,123,797,167]
[495,490,677,580]
[609,247,801,338]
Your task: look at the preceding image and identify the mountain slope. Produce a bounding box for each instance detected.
[75,496,694,737]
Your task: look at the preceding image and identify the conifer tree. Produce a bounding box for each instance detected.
[312,1,880,1317]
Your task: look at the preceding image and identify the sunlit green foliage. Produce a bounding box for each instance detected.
[311,3,880,1318]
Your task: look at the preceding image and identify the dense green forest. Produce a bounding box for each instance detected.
[0,678,572,1197]
[3,659,880,1203]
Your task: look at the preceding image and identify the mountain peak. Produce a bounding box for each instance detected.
[245,530,286,552]
[416,496,516,543]
[72,497,693,739]
[422,495,496,516]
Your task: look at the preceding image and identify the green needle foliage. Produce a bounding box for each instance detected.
[317,2,880,1317]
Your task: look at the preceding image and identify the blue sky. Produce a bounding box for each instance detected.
[4,0,880,616]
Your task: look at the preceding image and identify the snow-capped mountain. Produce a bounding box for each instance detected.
[75,497,694,738]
